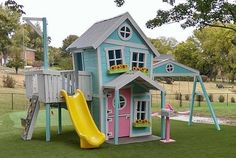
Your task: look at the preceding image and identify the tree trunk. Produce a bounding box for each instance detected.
[15,67,18,74]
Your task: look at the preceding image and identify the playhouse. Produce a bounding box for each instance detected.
[23,12,220,148]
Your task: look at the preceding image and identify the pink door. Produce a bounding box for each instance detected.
[107,88,131,138]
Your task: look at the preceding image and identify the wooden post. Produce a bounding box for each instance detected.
[45,103,51,141]
[114,89,119,145]
[42,17,48,70]
[58,103,62,134]
[160,91,166,139]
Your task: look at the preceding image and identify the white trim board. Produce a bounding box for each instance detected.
[104,39,148,50]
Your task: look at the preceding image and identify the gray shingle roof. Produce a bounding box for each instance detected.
[67,12,159,56]
[103,71,165,91]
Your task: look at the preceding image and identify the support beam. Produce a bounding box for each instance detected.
[114,89,119,145]
[197,76,221,130]
[160,91,166,139]
[42,17,49,70]
[189,76,197,126]
[58,103,62,134]
[45,103,51,141]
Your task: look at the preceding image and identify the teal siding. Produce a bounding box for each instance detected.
[153,63,194,74]
[89,98,100,128]
[108,20,144,45]
[83,49,99,94]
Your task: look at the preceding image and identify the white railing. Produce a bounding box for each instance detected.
[25,69,93,103]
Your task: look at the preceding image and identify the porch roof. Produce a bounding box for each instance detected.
[103,71,165,92]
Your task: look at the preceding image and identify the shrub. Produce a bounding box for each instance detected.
[218,95,225,103]
[165,77,174,84]
[3,75,16,88]
[185,94,190,101]
[175,92,181,100]
[208,94,213,102]
[231,97,235,103]
[195,94,204,101]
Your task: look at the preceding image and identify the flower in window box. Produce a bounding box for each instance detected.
[132,67,137,71]
[123,64,128,69]
[117,64,122,70]
[110,65,117,70]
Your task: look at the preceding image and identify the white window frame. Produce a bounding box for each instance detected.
[112,95,127,110]
[166,63,174,73]
[118,24,133,41]
[134,100,149,120]
[130,49,147,69]
[105,47,124,69]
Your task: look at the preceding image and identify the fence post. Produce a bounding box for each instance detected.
[227,93,228,106]
[11,93,14,110]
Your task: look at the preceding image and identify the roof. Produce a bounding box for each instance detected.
[103,71,165,91]
[153,54,174,63]
[67,12,159,56]
[153,59,200,77]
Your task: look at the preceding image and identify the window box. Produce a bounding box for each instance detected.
[133,119,150,128]
[132,67,149,75]
[108,64,129,74]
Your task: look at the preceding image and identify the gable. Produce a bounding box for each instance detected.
[67,12,159,57]
[153,59,199,77]
[107,20,145,45]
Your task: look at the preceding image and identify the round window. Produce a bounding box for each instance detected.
[166,64,174,73]
[113,95,126,110]
[118,24,132,40]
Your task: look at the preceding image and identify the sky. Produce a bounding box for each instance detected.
[3,0,194,48]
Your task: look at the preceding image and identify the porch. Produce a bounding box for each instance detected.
[25,69,93,103]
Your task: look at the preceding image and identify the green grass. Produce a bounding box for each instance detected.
[152,101,236,119]
[0,110,236,158]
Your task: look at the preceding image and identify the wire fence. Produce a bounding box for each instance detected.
[151,92,236,107]
[0,93,29,111]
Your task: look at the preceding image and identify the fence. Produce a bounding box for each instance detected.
[0,93,29,111]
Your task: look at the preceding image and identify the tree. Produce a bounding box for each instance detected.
[61,35,79,52]
[114,0,236,45]
[0,5,21,65]
[150,37,178,54]
[173,38,201,70]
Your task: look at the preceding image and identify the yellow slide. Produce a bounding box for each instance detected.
[60,89,105,149]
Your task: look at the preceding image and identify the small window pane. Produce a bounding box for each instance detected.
[121,26,125,31]
[139,53,144,62]
[110,61,115,66]
[108,50,114,59]
[121,32,125,37]
[137,102,140,111]
[115,50,121,58]
[132,62,137,67]
[126,27,130,32]
[138,63,144,67]
[116,60,122,65]
[137,113,140,119]
[125,33,130,38]
[141,102,146,111]
[132,52,138,61]
[141,113,145,120]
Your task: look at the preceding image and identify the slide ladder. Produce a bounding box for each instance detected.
[21,95,40,140]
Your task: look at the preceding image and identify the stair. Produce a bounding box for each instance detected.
[21,95,40,140]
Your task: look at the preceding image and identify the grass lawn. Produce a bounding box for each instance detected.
[0,109,236,158]
[152,102,236,119]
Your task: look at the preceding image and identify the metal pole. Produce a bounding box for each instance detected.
[161,91,166,139]
[42,17,48,70]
